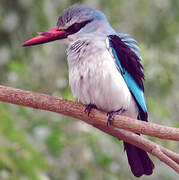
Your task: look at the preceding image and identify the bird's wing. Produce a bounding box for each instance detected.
[108,34,148,121]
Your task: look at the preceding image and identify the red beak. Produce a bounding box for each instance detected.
[23,27,66,47]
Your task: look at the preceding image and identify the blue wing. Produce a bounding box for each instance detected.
[108,34,148,121]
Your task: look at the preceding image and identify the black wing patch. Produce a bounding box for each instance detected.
[109,34,148,121]
[109,35,144,91]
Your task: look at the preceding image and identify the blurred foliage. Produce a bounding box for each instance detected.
[0,0,179,179]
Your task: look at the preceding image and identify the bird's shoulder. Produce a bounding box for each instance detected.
[68,36,110,58]
[67,37,111,68]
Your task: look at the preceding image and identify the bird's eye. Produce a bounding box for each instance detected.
[67,23,81,33]
[66,20,92,34]
[73,23,81,30]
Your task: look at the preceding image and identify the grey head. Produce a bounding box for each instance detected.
[57,5,115,43]
[23,5,115,46]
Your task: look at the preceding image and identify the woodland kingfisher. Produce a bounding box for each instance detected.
[24,5,154,177]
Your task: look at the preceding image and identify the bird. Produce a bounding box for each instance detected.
[23,4,155,177]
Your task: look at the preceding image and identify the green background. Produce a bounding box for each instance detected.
[0,0,179,179]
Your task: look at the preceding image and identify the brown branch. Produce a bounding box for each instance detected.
[0,85,179,174]
[0,85,178,140]
[94,125,179,173]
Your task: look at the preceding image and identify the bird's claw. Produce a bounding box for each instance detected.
[85,104,97,116]
[107,108,125,126]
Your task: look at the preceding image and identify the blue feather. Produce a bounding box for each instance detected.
[110,38,147,114]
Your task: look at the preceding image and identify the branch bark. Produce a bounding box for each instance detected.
[0,85,178,140]
[0,85,178,174]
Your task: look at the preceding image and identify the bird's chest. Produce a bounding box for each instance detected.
[67,39,132,112]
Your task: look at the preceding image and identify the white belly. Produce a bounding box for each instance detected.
[67,38,137,118]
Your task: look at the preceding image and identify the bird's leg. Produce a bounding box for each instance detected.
[107,108,125,126]
[85,104,97,116]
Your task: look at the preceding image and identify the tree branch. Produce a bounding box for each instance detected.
[0,85,178,173]
[94,125,179,173]
[0,85,178,140]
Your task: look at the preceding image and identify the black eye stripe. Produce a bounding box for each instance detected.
[66,20,92,34]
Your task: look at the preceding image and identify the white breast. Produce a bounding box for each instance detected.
[67,38,137,118]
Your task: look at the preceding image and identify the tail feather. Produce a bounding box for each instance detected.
[124,142,154,177]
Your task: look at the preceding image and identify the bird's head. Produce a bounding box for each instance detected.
[23,5,112,46]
